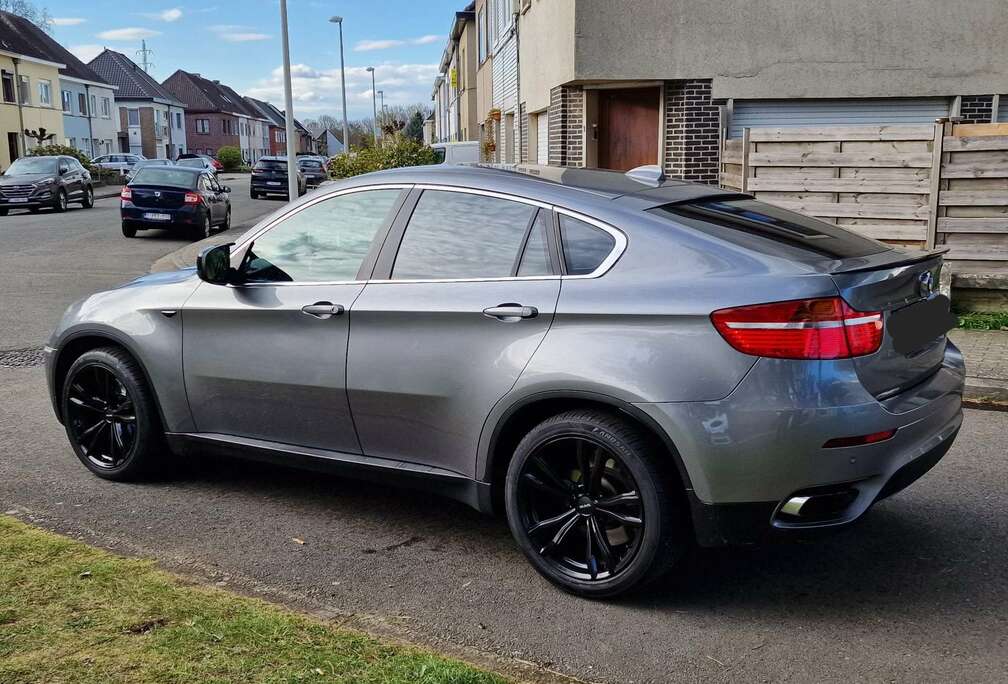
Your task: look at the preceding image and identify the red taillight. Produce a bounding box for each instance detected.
[823,429,897,449]
[711,297,883,359]
[184,192,201,204]
[120,187,131,200]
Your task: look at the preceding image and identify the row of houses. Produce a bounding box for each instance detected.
[428,0,1008,181]
[0,10,321,170]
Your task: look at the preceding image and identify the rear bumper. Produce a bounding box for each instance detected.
[251,179,292,194]
[636,340,965,546]
[121,204,203,228]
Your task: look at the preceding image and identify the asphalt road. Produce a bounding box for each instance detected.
[1,184,1006,682]
[0,174,278,351]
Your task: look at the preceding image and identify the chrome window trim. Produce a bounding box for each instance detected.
[228,181,627,287]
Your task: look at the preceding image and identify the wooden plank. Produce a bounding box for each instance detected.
[942,135,1008,152]
[723,138,743,152]
[770,201,931,220]
[939,191,1008,207]
[748,152,933,168]
[937,217,1008,233]
[747,124,932,142]
[951,123,1008,137]
[746,177,930,193]
[942,248,1008,261]
[722,150,743,165]
[843,224,928,241]
[720,172,743,190]
[926,123,943,249]
[940,164,1008,179]
[740,128,751,194]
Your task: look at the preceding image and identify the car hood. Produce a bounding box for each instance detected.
[0,173,53,185]
[118,267,199,289]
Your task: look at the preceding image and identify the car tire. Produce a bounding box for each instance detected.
[53,188,68,213]
[504,409,688,598]
[81,185,94,208]
[61,346,167,481]
[250,191,258,200]
[0,208,7,216]
[192,212,212,241]
[221,207,231,231]
[121,221,137,238]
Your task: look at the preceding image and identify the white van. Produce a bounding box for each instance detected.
[431,141,480,164]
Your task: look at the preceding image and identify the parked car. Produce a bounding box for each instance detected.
[0,155,94,214]
[92,153,145,177]
[296,157,327,187]
[250,156,306,200]
[431,141,480,164]
[45,164,963,598]
[119,165,231,240]
[178,153,222,171]
[126,158,175,182]
[176,157,218,175]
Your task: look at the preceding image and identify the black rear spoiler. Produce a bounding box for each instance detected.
[828,247,948,275]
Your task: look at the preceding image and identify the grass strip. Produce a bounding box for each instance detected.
[0,516,505,684]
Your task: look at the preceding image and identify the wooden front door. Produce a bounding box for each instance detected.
[598,87,660,171]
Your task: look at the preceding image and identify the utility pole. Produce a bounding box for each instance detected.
[279,0,298,201]
[366,67,378,145]
[136,40,154,73]
[329,16,350,155]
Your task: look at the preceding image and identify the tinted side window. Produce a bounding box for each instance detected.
[392,190,536,279]
[242,189,402,283]
[517,211,552,276]
[560,215,616,276]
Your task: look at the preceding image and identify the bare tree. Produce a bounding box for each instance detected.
[0,0,53,31]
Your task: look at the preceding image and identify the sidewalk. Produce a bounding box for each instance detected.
[950,329,1008,408]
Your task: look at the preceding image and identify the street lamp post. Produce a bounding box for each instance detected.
[279,0,298,200]
[366,66,378,145]
[377,90,384,130]
[328,16,349,154]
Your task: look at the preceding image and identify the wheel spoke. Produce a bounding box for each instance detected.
[83,421,107,455]
[68,395,104,413]
[575,440,589,486]
[527,508,576,536]
[596,491,641,508]
[588,447,606,495]
[521,472,568,501]
[78,418,105,442]
[588,516,615,569]
[112,423,127,454]
[108,418,116,461]
[585,520,597,580]
[595,507,643,527]
[539,514,580,555]
[529,456,573,495]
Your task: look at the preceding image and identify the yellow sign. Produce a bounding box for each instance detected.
[450,68,457,88]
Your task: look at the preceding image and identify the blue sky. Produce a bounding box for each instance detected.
[45,1,463,120]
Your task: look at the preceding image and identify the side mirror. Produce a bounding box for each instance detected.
[196,243,235,285]
[59,165,69,175]
[223,186,231,193]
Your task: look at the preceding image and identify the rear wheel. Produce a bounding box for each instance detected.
[81,185,94,208]
[221,207,231,231]
[53,188,68,213]
[121,221,136,238]
[505,410,687,598]
[250,190,258,199]
[0,208,7,216]
[192,212,211,241]
[61,347,166,481]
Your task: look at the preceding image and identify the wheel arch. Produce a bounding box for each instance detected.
[478,390,696,515]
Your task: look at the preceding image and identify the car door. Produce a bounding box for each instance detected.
[346,188,562,476]
[197,174,219,222]
[182,186,408,453]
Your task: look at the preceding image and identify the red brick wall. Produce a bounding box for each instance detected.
[185,112,239,156]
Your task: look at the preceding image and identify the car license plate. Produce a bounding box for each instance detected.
[267,181,281,186]
[8,197,28,203]
[888,295,957,354]
[143,212,172,221]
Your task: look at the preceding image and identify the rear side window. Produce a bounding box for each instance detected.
[650,198,888,259]
[255,160,286,171]
[517,211,552,276]
[559,215,616,275]
[392,190,537,279]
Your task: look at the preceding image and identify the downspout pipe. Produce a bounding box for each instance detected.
[84,83,95,157]
[12,58,26,156]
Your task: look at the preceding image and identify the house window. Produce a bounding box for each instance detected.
[1,71,14,103]
[61,90,72,112]
[175,112,182,128]
[78,93,88,115]
[90,94,96,116]
[127,108,140,126]
[18,75,30,105]
[477,8,485,62]
[195,119,210,133]
[38,79,51,106]
[101,97,110,117]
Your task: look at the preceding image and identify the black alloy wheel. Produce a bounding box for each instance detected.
[81,185,94,208]
[54,188,68,212]
[65,363,137,470]
[194,212,212,240]
[506,410,686,597]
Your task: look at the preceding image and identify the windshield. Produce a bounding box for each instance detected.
[6,157,58,175]
[431,148,446,163]
[130,167,198,189]
[177,158,205,168]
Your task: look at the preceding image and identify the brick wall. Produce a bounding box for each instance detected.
[185,112,240,156]
[663,79,720,184]
[547,85,583,167]
[139,107,157,159]
[960,95,994,123]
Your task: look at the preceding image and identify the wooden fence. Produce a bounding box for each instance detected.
[720,122,1008,274]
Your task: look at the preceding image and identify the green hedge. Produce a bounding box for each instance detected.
[216,146,243,172]
[327,137,437,179]
[28,144,93,170]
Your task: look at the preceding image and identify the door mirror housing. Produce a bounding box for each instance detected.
[58,165,69,175]
[222,186,231,193]
[196,243,235,285]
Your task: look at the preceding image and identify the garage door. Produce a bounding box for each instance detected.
[536,112,549,164]
[998,96,1008,122]
[728,98,951,138]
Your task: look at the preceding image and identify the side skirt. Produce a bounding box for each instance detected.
[165,432,493,512]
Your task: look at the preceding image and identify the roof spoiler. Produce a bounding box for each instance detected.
[625,165,665,186]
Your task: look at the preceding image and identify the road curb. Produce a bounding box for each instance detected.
[964,379,1008,411]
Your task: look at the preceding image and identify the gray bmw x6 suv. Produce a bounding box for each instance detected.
[45,164,964,597]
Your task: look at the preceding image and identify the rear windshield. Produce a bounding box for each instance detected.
[298,159,323,169]
[650,198,889,259]
[255,160,287,171]
[432,148,446,163]
[176,158,205,168]
[130,168,197,189]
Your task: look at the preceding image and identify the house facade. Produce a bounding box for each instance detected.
[88,49,186,159]
[314,129,344,156]
[432,4,478,144]
[244,97,286,156]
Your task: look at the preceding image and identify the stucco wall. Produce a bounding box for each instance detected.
[519,0,575,113]
[0,57,64,167]
[574,0,1008,100]
[60,80,117,158]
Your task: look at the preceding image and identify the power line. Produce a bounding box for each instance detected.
[136,40,154,73]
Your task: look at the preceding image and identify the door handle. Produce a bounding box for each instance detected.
[482,304,538,321]
[301,302,345,319]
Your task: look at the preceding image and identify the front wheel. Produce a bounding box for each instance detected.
[61,347,166,481]
[81,185,94,208]
[505,410,687,598]
[53,188,68,213]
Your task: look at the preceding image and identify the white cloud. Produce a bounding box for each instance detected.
[354,35,445,52]
[69,44,104,62]
[245,61,439,118]
[141,8,183,22]
[52,17,86,26]
[223,32,270,42]
[97,27,161,41]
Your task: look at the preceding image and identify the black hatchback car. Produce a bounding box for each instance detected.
[250,157,306,200]
[120,166,231,240]
[296,157,328,187]
[0,155,94,215]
